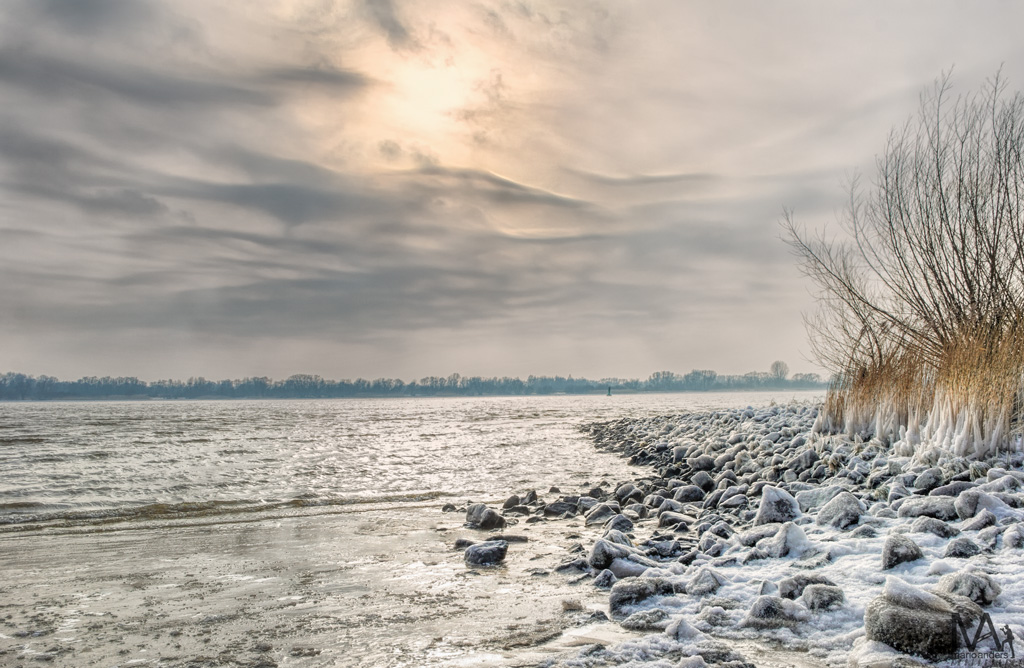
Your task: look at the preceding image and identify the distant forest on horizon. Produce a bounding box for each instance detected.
[0,365,827,401]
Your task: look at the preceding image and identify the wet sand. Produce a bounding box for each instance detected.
[0,503,640,668]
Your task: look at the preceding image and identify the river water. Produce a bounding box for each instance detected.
[0,391,821,667]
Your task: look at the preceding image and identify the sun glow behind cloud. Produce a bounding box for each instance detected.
[3,0,1024,380]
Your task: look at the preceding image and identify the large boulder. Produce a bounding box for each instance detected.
[466,503,506,530]
[816,491,863,529]
[864,576,982,660]
[464,540,508,566]
[881,533,924,570]
[753,486,801,525]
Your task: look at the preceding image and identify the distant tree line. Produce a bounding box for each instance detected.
[0,363,825,401]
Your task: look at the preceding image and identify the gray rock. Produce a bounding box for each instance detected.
[736,523,781,546]
[464,540,508,566]
[584,502,620,526]
[779,573,836,599]
[592,569,617,589]
[543,501,577,517]
[691,470,714,491]
[954,489,987,520]
[658,511,691,529]
[689,454,715,471]
[928,481,977,497]
[603,514,634,533]
[849,525,878,538]
[802,584,845,611]
[881,534,923,569]
[672,485,705,503]
[466,503,506,530]
[588,538,635,570]
[502,494,520,509]
[944,537,981,558]
[687,567,727,597]
[1004,524,1024,549]
[756,522,810,559]
[454,538,476,549]
[864,577,983,660]
[896,496,957,521]
[961,509,997,532]
[934,572,1001,606]
[795,485,845,512]
[753,485,801,525]
[608,577,675,613]
[910,516,959,538]
[742,596,806,628]
[913,467,943,492]
[816,491,863,529]
[620,608,670,630]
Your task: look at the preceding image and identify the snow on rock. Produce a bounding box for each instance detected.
[753,485,801,525]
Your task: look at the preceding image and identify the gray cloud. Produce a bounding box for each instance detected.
[2,1,1023,380]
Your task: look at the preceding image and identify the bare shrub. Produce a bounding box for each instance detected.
[785,71,1024,458]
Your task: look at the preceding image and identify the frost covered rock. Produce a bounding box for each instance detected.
[954,489,1013,520]
[756,521,811,558]
[691,470,714,491]
[592,569,617,589]
[881,533,923,570]
[816,491,863,529]
[943,537,981,558]
[910,516,959,538]
[864,576,981,660]
[688,454,715,471]
[753,485,801,525]
[912,467,943,492]
[779,573,836,599]
[687,567,727,597]
[741,595,807,628]
[672,485,705,502]
[658,511,691,529]
[665,617,705,642]
[802,584,845,611]
[1004,524,1024,549]
[603,514,634,533]
[465,503,506,530]
[620,608,670,630]
[933,572,1001,606]
[464,540,508,566]
[961,509,997,532]
[608,576,676,613]
[588,538,635,570]
[795,485,845,512]
[585,502,621,525]
[736,523,780,546]
[896,496,957,521]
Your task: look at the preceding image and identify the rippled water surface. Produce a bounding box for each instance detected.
[0,392,821,667]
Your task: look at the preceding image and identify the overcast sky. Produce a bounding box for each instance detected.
[3,1,1024,381]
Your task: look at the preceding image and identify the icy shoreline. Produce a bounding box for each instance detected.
[462,403,1024,668]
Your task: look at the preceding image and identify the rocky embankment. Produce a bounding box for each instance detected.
[449,403,1024,667]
